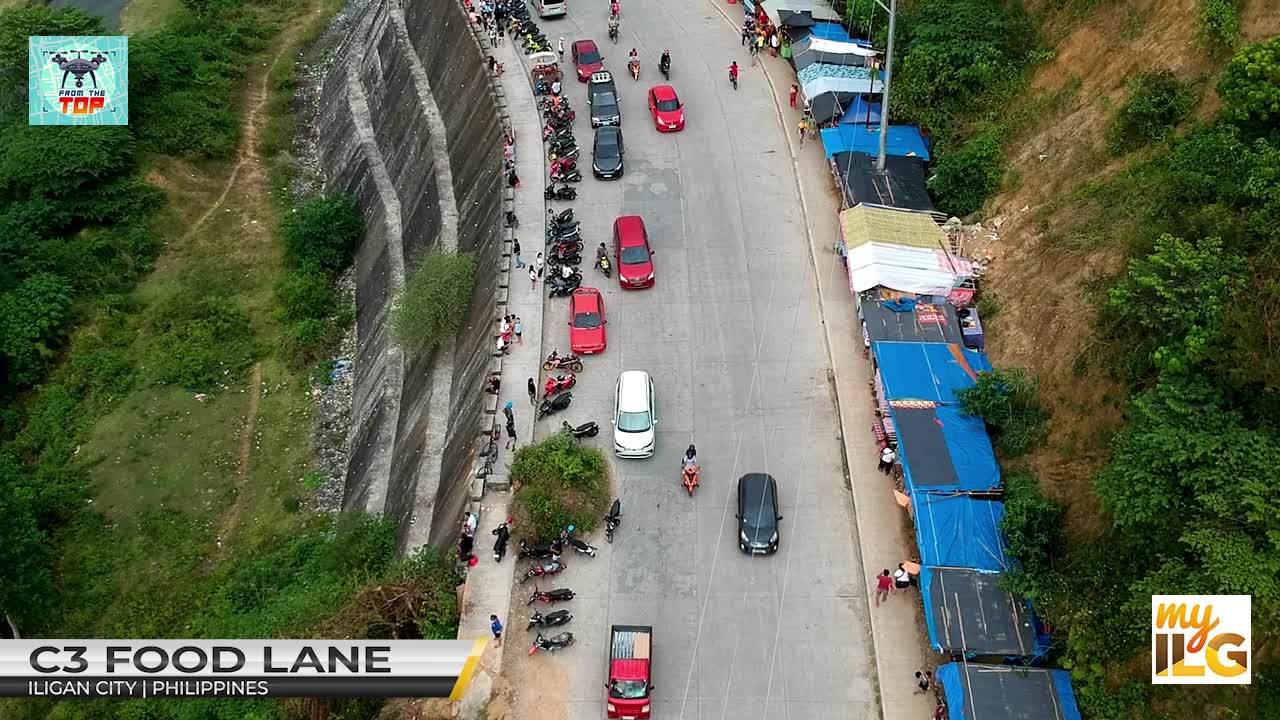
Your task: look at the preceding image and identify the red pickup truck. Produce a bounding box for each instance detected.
[606,625,653,719]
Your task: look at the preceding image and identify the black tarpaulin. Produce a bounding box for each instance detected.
[831,151,936,214]
[860,296,962,343]
[923,567,1036,657]
[808,91,856,125]
[891,406,959,488]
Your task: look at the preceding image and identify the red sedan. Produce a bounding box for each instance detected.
[572,40,604,82]
[613,215,655,289]
[569,287,607,354]
[648,85,685,132]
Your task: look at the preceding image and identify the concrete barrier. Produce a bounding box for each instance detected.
[317,0,505,553]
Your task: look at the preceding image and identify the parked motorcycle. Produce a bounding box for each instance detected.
[543,373,577,397]
[548,228,582,245]
[537,391,574,420]
[549,239,584,255]
[548,141,578,157]
[527,585,575,605]
[549,253,583,268]
[604,499,621,543]
[523,558,566,581]
[545,184,577,200]
[550,169,583,183]
[597,255,612,277]
[517,538,563,560]
[543,349,584,373]
[528,632,575,655]
[527,609,573,631]
[564,535,597,557]
[492,521,511,562]
[561,420,599,438]
[548,275,583,297]
[547,216,581,232]
[549,208,575,225]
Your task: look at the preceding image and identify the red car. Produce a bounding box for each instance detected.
[572,40,604,82]
[647,85,684,132]
[568,287,607,354]
[613,215,655,289]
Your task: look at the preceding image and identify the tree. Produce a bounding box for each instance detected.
[0,273,74,387]
[0,125,134,200]
[0,453,52,630]
[955,368,1048,457]
[280,194,365,275]
[0,7,103,120]
[390,250,477,354]
[1105,234,1245,373]
[1218,37,1280,136]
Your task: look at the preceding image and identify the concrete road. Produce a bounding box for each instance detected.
[530,1,878,718]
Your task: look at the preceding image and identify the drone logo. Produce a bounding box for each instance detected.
[29,36,129,126]
[51,50,109,89]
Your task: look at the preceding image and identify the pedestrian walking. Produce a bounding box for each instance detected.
[528,377,537,405]
[529,265,538,289]
[558,36,565,60]
[879,446,896,474]
[534,252,545,277]
[463,511,478,538]
[488,25,497,45]
[770,32,779,57]
[503,400,514,425]
[505,416,517,450]
[914,670,932,694]
[933,704,947,719]
[490,615,504,647]
[873,569,892,607]
[513,238,525,268]
[798,117,807,148]
[741,26,750,45]
[789,84,798,108]
[514,316,524,343]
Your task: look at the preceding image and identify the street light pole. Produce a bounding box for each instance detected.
[873,0,896,173]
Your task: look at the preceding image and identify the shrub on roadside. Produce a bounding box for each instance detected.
[282,318,343,367]
[1218,37,1280,137]
[391,250,478,354]
[1196,0,1239,52]
[281,194,365,275]
[956,368,1049,458]
[1106,71,1194,154]
[511,432,610,540]
[277,269,338,324]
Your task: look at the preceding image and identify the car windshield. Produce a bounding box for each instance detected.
[597,138,620,156]
[579,49,601,64]
[656,98,679,112]
[621,246,649,264]
[616,410,651,433]
[610,680,648,700]
[741,486,774,533]
[574,311,602,328]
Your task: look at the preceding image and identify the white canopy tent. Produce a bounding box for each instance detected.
[802,75,884,98]
[846,243,972,295]
[803,37,881,57]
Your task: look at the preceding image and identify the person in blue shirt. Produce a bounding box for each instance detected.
[490,615,503,647]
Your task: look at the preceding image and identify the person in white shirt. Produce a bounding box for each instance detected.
[893,563,913,592]
[878,446,896,475]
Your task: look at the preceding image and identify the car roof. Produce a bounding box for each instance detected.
[614,215,646,243]
[617,370,651,408]
[596,125,621,140]
[652,85,678,100]
[575,39,598,51]
[590,71,614,84]
[738,473,777,497]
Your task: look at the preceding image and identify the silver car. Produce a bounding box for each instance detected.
[613,370,656,458]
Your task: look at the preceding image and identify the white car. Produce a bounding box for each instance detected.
[613,370,656,458]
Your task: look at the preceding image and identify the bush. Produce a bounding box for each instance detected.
[0,124,134,198]
[276,269,338,323]
[1106,71,1194,154]
[282,318,342,368]
[144,291,262,388]
[511,432,610,540]
[928,127,1004,217]
[281,194,365,274]
[1196,0,1239,52]
[0,273,75,387]
[1000,473,1065,580]
[956,368,1048,457]
[0,7,104,120]
[1218,37,1280,136]
[391,250,478,353]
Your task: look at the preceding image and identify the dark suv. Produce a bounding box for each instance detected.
[588,71,621,127]
[736,473,781,554]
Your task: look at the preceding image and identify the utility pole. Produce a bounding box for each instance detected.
[873,0,897,173]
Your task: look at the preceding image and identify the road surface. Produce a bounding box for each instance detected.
[530,1,879,718]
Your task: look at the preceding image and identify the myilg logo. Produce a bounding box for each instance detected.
[1152,595,1250,684]
[28,36,129,126]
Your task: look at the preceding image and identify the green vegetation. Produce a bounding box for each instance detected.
[998,35,1280,719]
[511,431,611,540]
[391,249,479,353]
[276,194,364,365]
[1106,71,1195,154]
[1196,0,1239,52]
[956,369,1049,458]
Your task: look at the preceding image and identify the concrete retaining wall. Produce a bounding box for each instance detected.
[317,0,504,552]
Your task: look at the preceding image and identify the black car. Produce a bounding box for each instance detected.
[736,473,781,554]
[588,71,621,127]
[592,126,624,179]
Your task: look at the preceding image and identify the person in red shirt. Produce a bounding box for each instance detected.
[873,569,893,607]
[789,84,798,108]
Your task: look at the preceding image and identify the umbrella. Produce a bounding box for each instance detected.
[808,91,856,125]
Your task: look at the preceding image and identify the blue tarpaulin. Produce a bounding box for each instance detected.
[937,663,1083,720]
[820,124,930,161]
[872,342,992,404]
[838,96,882,125]
[920,567,1042,659]
[807,22,855,43]
[911,492,1009,571]
[936,404,1001,488]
